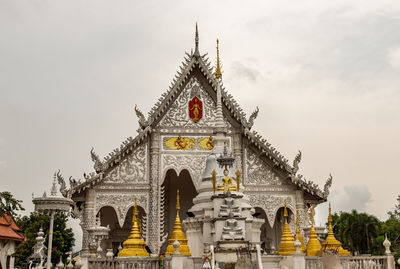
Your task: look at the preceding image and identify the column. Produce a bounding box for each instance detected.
[81,189,95,257]
[147,134,161,255]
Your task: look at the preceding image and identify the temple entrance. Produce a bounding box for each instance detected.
[161,169,197,253]
[99,205,146,255]
[255,207,294,253]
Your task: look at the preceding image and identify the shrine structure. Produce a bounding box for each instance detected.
[56,25,333,259]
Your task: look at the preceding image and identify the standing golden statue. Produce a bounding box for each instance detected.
[189,98,202,123]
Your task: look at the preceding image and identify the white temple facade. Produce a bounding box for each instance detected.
[62,26,332,258]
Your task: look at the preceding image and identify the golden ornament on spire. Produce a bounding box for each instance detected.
[294,210,306,253]
[215,39,222,79]
[118,198,149,257]
[320,203,350,256]
[277,199,296,255]
[236,169,241,192]
[165,189,191,256]
[212,169,217,193]
[306,207,322,256]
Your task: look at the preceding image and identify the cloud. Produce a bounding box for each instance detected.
[230,61,260,83]
[388,47,400,69]
[315,185,373,225]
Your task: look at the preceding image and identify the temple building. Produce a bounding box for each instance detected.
[57,25,333,257]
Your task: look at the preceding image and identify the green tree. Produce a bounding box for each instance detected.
[331,210,380,254]
[388,195,400,220]
[13,212,74,266]
[0,191,25,218]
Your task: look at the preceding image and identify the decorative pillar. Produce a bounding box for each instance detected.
[295,191,307,234]
[233,132,243,173]
[81,189,95,257]
[147,134,161,254]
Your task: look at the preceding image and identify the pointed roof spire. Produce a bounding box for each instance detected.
[215,39,222,79]
[194,23,200,57]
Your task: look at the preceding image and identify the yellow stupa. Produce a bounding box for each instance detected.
[165,189,191,256]
[118,198,149,257]
[306,208,322,256]
[277,200,296,255]
[293,210,306,253]
[320,203,350,256]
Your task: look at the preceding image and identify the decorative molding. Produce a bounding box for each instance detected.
[95,193,147,228]
[248,194,295,228]
[246,149,285,185]
[161,154,207,188]
[158,76,231,128]
[103,143,147,183]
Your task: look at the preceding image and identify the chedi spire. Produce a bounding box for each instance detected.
[277,199,296,255]
[165,189,191,256]
[118,198,149,257]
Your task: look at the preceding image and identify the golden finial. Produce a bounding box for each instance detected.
[212,169,216,193]
[236,170,241,192]
[294,210,306,253]
[215,39,222,79]
[176,189,180,210]
[165,189,191,256]
[283,198,288,218]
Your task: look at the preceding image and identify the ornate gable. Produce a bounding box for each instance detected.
[158,76,231,129]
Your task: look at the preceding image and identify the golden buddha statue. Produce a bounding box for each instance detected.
[217,167,237,192]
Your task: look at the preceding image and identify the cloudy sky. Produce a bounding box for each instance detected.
[1,0,400,250]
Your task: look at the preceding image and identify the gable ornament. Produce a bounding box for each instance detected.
[189,96,203,123]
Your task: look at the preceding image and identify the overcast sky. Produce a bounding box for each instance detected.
[1,0,400,250]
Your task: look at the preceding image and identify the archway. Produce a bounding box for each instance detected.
[272,207,294,252]
[161,169,197,253]
[98,205,146,255]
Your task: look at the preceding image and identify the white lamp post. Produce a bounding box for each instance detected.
[33,176,73,269]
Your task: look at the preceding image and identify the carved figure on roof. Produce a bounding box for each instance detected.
[55,170,68,197]
[323,174,333,198]
[292,150,302,175]
[189,96,203,123]
[134,105,151,131]
[90,148,104,173]
[247,106,259,129]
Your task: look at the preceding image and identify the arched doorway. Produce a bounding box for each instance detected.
[161,169,197,253]
[98,205,146,255]
[272,207,294,252]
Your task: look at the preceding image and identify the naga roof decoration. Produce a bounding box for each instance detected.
[68,26,330,200]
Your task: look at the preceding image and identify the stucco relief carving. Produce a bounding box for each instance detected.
[248,194,295,228]
[162,154,207,188]
[103,144,147,183]
[246,149,284,185]
[95,193,147,228]
[158,77,231,128]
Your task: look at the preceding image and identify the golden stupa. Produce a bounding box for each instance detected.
[165,189,191,256]
[320,203,350,256]
[293,210,306,253]
[277,200,296,255]
[118,198,149,257]
[306,208,322,256]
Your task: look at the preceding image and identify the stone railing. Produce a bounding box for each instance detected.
[340,256,387,269]
[87,256,171,269]
[305,256,323,269]
[305,255,390,269]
